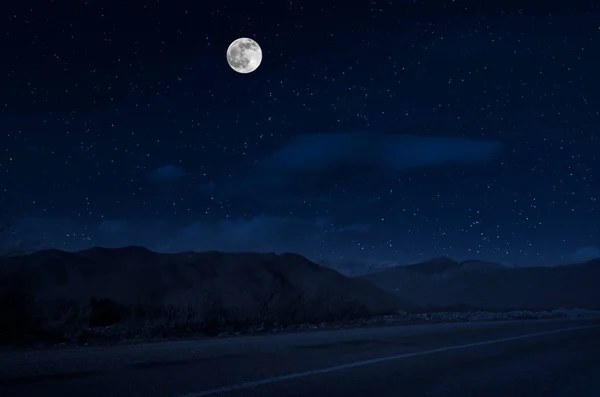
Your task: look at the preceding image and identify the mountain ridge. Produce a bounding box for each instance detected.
[360,257,600,310]
[0,246,408,345]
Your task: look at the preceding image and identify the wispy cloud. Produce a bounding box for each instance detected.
[564,246,600,263]
[6,215,329,255]
[219,132,501,197]
[147,164,185,182]
[263,132,501,171]
[337,223,371,233]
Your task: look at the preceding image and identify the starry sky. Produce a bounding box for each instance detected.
[1,1,599,266]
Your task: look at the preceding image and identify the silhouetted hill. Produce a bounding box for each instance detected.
[360,257,600,310]
[567,257,600,269]
[0,247,406,344]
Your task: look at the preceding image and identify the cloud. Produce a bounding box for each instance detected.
[199,181,216,193]
[97,219,133,234]
[263,132,500,170]
[565,246,600,263]
[220,132,501,197]
[1,216,84,253]
[147,164,185,182]
[174,216,327,252]
[7,215,328,254]
[337,223,371,233]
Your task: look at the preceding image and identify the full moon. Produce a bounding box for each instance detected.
[226,38,262,74]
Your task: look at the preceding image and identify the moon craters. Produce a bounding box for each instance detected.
[227,38,262,74]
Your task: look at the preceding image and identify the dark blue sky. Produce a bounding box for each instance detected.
[1,1,598,266]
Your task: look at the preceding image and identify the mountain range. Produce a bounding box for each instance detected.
[359,257,600,310]
[1,248,598,345]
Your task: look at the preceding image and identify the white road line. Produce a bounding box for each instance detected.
[176,323,600,397]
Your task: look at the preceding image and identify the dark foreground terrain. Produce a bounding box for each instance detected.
[0,247,405,345]
[2,247,599,346]
[1,318,599,397]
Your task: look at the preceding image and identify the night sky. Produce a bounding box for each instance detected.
[1,1,598,267]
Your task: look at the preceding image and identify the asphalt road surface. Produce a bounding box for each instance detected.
[1,318,600,397]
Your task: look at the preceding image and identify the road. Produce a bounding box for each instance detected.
[1,318,600,397]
